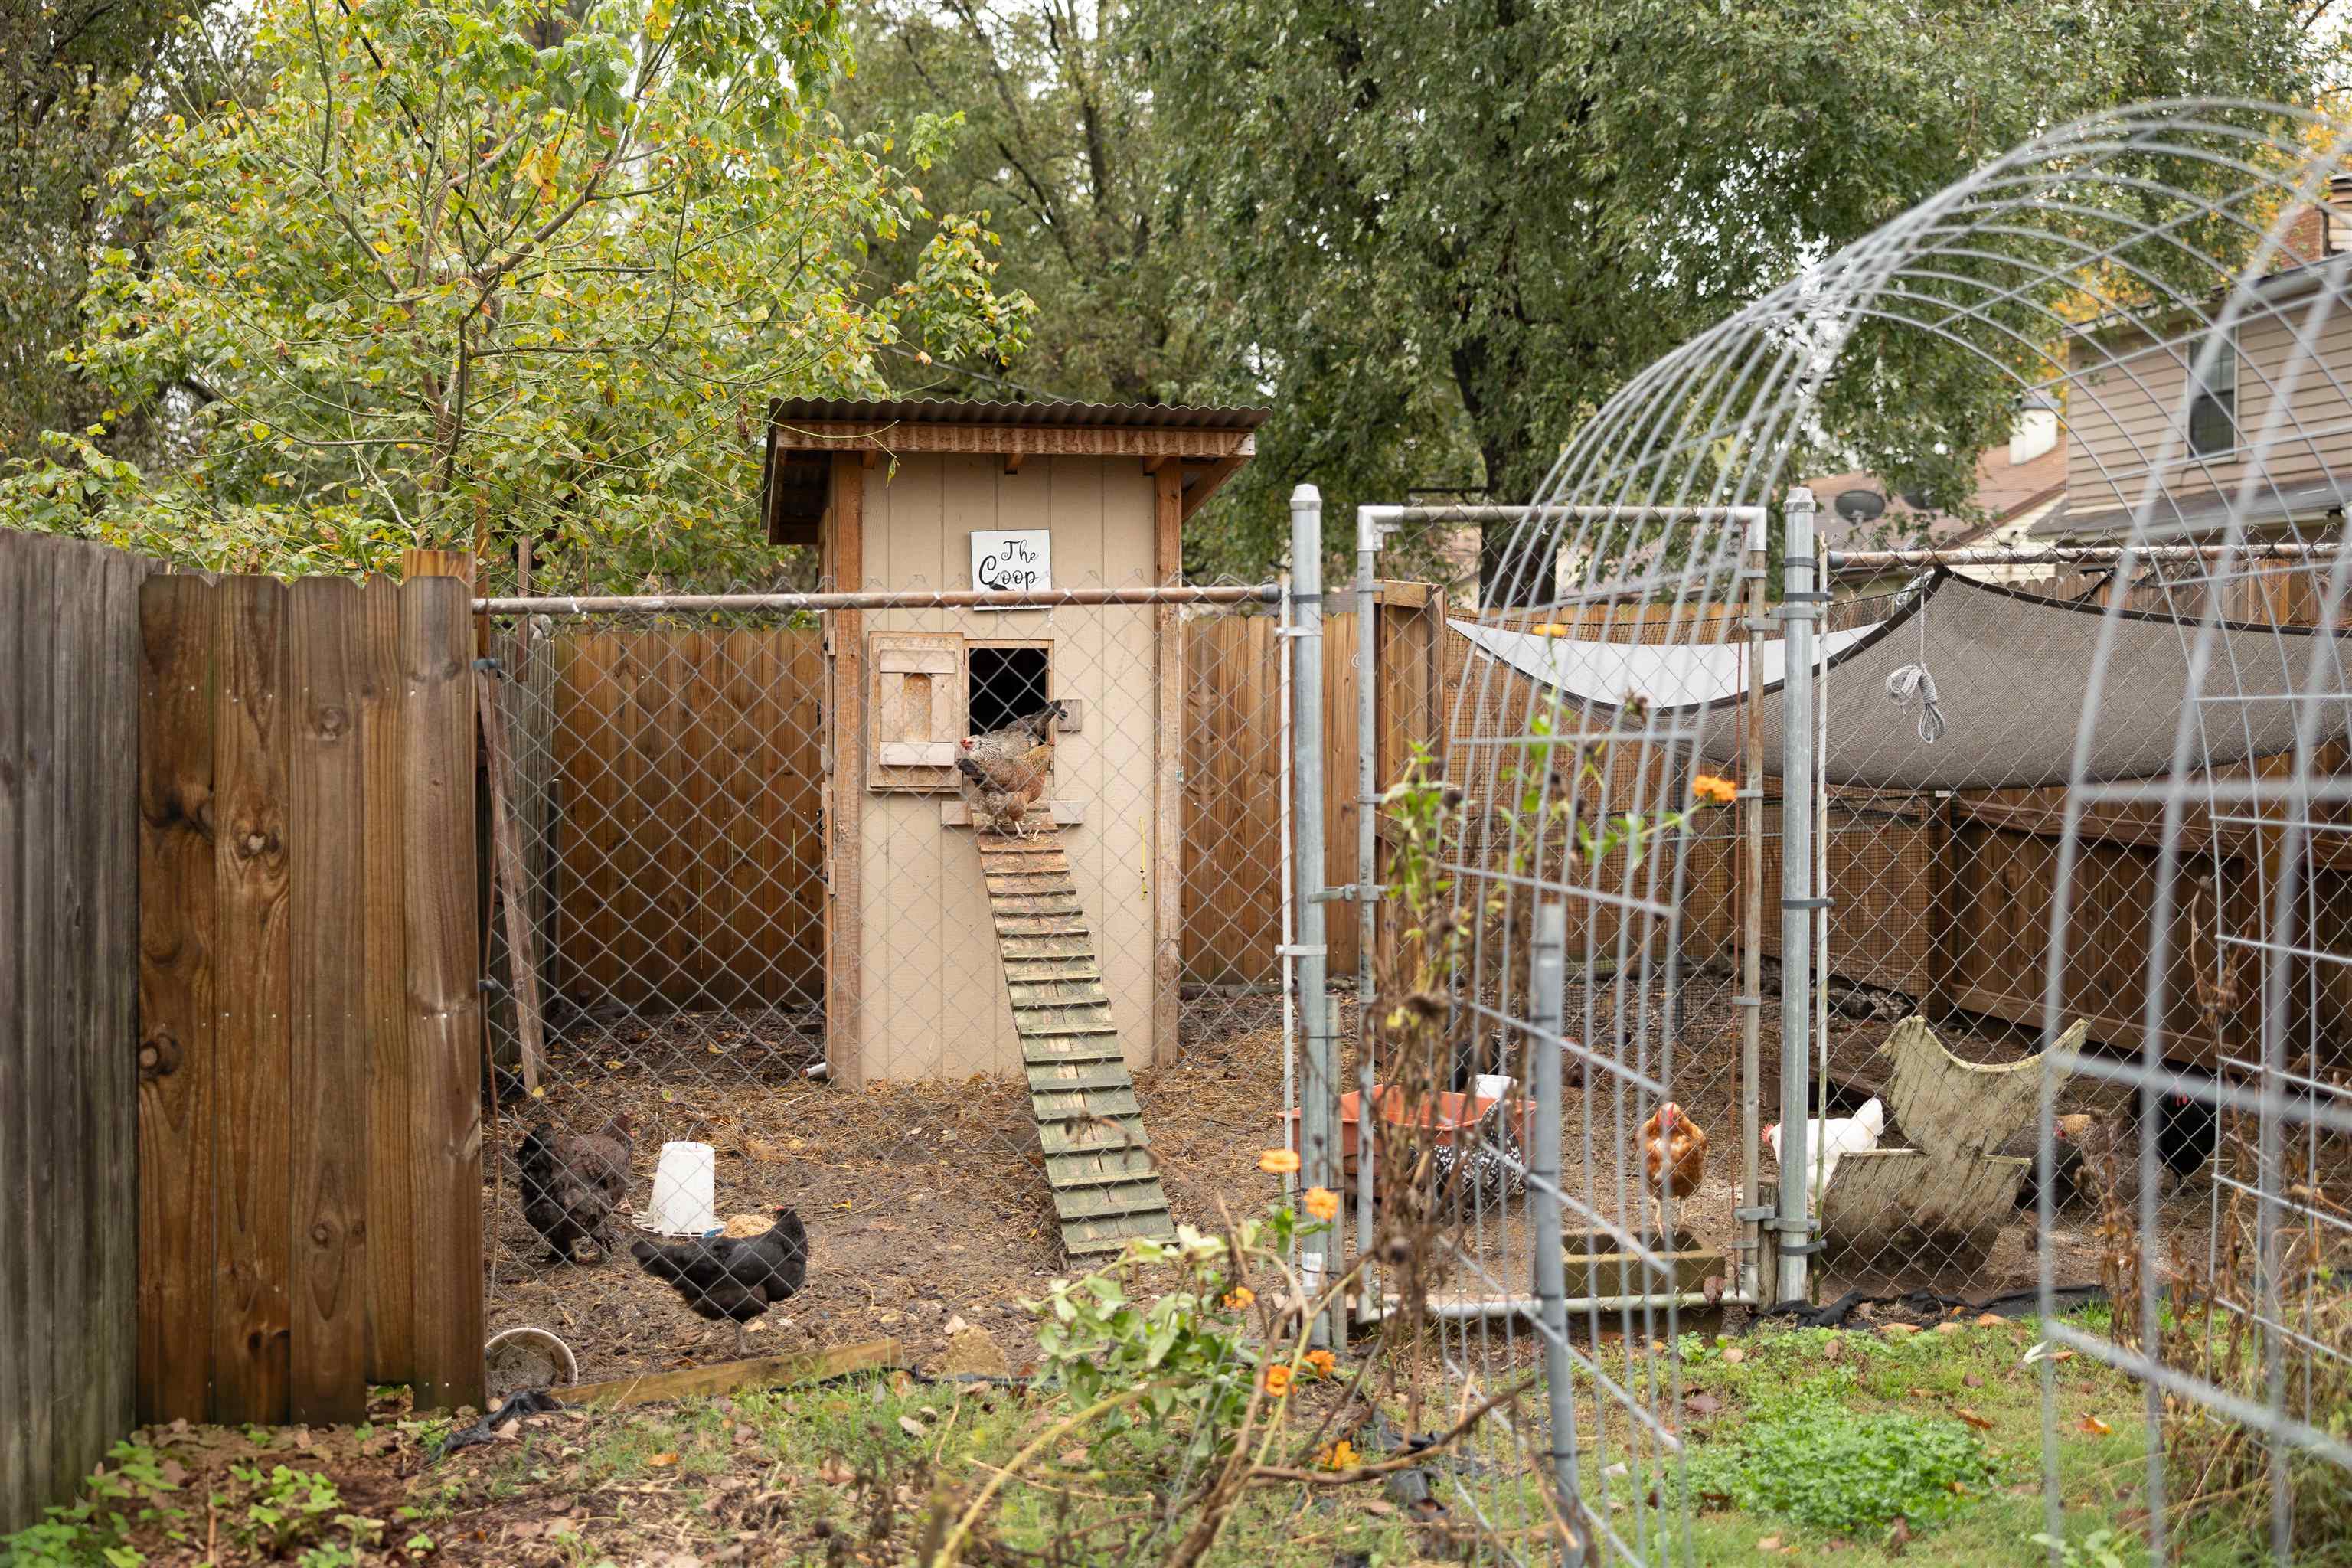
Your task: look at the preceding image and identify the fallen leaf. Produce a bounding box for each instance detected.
[647,1452,678,1468]
[945,1315,970,1336]
[1684,1392,1722,1416]
[898,1416,928,1439]
[1963,1373,1984,1389]
[1934,1322,1963,1336]
[2079,1415,2113,1436]
[1955,1408,1996,1431]
[1882,1323,1919,1339]
[1822,1339,1845,1364]
[1758,1537,1783,1553]
[1886,1515,1913,1557]
[1058,1448,1089,1468]
[818,1459,854,1485]
[1975,1312,2007,1327]
[1906,1387,1935,1400]
[1360,1500,1395,1517]
[2052,1349,2076,1362]
[1720,1346,1746,1364]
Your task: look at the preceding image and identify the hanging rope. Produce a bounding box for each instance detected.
[1883,590,1946,743]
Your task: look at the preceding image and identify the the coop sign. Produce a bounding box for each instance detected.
[971,528,1051,606]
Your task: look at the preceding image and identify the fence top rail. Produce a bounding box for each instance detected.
[472,583,1282,616]
[1823,543,2342,573]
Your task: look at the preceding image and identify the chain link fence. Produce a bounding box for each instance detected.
[468,572,1314,1388]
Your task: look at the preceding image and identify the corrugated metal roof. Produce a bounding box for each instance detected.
[766,397,1271,431]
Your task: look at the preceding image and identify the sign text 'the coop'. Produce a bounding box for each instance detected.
[970,528,1052,605]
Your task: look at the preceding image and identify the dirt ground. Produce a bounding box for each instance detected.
[482,982,2240,1393]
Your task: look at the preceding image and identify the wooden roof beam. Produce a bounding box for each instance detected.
[1180,454,1248,522]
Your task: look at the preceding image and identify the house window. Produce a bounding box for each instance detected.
[2188,334,2236,458]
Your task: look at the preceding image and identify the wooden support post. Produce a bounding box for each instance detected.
[825,455,866,1089]
[1152,465,1184,1067]
[475,664,547,1092]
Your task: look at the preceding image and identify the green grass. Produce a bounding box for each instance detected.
[6,1308,2278,1566]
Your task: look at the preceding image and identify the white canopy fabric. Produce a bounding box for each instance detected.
[1452,571,2350,789]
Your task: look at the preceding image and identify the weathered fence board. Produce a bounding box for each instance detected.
[358,577,417,1389]
[133,569,483,1432]
[213,575,294,1425]
[289,578,369,1424]
[2,533,147,1537]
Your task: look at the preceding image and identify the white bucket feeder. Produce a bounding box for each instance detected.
[644,1141,719,1236]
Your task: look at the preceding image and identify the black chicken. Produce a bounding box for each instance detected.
[630,1206,808,1355]
[516,1112,635,1264]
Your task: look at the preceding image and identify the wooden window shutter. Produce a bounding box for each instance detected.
[867,631,965,792]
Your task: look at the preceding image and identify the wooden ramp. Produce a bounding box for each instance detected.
[978,827,1178,1259]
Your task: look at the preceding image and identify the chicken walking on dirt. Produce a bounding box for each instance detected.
[957,701,1067,838]
[631,1206,809,1356]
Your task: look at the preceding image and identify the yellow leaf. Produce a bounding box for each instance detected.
[523,142,560,202]
[2079,1415,2112,1436]
[647,1452,678,1467]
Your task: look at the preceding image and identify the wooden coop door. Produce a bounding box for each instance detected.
[867,631,965,792]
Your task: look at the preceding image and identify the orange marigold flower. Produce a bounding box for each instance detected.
[1263,1363,1295,1398]
[1258,1148,1302,1174]
[1222,1285,1256,1311]
[1302,1348,1337,1377]
[1315,1438,1360,1470]
[1302,1186,1340,1222]
[1690,773,1737,806]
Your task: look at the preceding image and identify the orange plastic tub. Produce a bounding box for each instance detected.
[1282,1085,1533,1172]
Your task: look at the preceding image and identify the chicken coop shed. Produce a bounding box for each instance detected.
[756,399,1266,1090]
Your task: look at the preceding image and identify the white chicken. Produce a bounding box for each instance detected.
[1763,1098,1885,1196]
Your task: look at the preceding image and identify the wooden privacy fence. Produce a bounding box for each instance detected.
[544,629,827,1012]
[138,570,483,1429]
[1181,584,1449,986]
[2,534,146,1537]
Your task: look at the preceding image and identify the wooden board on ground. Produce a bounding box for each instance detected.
[560,1339,906,1410]
[973,825,1178,1259]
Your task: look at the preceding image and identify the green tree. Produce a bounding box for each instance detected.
[832,2,1214,406]
[1137,0,2328,578]
[3,0,1035,583]
[1,1,226,464]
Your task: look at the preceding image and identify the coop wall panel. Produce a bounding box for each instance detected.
[857,454,1161,1080]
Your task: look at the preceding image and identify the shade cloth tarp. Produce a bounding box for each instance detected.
[1451,570,2350,789]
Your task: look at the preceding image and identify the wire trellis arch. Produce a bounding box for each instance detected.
[1413,99,2352,1566]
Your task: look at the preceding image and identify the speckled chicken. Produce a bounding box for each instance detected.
[957,701,1066,837]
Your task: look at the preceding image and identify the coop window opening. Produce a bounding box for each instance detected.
[968,641,1054,735]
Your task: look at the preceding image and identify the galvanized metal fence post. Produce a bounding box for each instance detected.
[1354,508,1383,1324]
[1775,487,1819,1304]
[1288,484,1338,1349]
[1739,508,1769,1305]
[1527,899,1583,1566]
